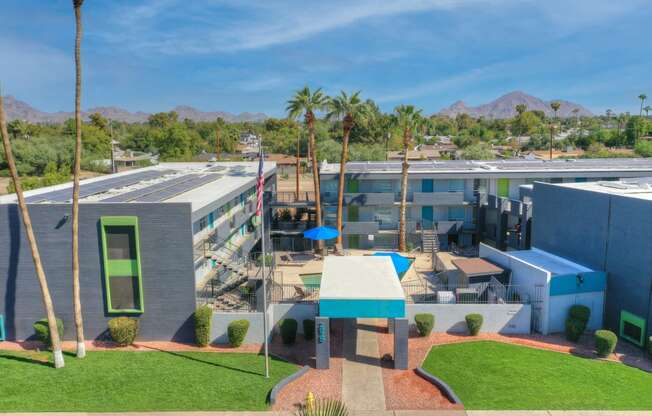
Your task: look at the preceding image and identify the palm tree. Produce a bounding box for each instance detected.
[71,0,86,359]
[0,94,65,368]
[326,91,370,247]
[645,106,651,117]
[549,101,561,160]
[638,94,647,117]
[286,87,328,249]
[394,105,423,252]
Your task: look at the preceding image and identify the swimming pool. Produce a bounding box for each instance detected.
[300,273,322,288]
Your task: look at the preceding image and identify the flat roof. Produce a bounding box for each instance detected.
[507,247,594,276]
[551,177,652,201]
[0,162,276,213]
[319,158,652,175]
[452,258,504,277]
[319,256,405,300]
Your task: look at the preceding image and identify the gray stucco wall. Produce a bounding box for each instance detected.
[405,304,531,334]
[532,182,652,340]
[0,203,196,341]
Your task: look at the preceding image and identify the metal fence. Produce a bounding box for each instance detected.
[402,279,528,305]
[268,282,320,304]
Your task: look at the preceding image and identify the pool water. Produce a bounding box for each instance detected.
[300,273,322,288]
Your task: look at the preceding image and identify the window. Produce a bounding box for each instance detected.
[101,217,144,313]
[448,179,464,192]
[448,207,465,221]
[198,216,208,231]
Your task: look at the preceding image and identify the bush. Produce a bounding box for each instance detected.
[33,318,64,347]
[227,320,250,347]
[415,313,435,337]
[569,305,591,323]
[280,319,298,345]
[465,314,483,336]
[565,304,591,342]
[108,317,139,346]
[303,319,315,341]
[194,306,213,347]
[595,330,618,357]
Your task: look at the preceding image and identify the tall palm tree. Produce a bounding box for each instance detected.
[326,91,370,246]
[644,106,651,117]
[638,94,647,117]
[549,101,561,160]
[0,94,65,368]
[286,87,328,249]
[71,0,86,359]
[394,105,423,252]
[295,128,301,200]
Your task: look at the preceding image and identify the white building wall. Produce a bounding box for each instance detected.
[405,304,531,334]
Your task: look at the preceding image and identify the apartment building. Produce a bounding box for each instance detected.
[318,159,652,250]
[532,178,652,348]
[0,162,275,342]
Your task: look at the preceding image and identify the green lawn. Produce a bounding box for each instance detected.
[422,341,652,410]
[0,350,297,412]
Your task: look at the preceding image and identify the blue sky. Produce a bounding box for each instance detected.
[1,0,650,116]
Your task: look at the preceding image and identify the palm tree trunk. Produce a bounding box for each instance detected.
[398,130,409,252]
[0,95,65,368]
[215,128,220,160]
[71,1,86,359]
[295,131,300,201]
[335,118,352,246]
[307,117,322,250]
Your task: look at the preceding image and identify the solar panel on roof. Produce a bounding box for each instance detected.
[131,174,221,202]
[25,170,174,203]
[101,174,197,202]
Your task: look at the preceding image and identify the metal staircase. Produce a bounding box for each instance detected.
[421,225,443,272]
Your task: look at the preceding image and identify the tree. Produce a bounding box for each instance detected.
[1,95,65,368]
[88,112,108,131]
[644,106,651,117]
[549,101,561,159]
[326,91,370,246]
[515,104,527,116]
[286,87,328,249]
[71,0,86,358]
[393,105,423,252]
[461,143,495,160]
[638,94,647,117]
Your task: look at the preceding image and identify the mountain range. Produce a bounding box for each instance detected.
[2,95,268,124]
[438,91,593,119]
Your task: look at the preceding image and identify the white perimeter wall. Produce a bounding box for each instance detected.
[479,244,552,334]
[548,292,604,333]
[406,304,532,334]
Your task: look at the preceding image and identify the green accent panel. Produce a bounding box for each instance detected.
[620,310,646,347]
[107,260,140,276]
[497,178,510,198]
[0,314,5,341]
[100,216,144,314]
[346,178,359,193]
[348,205,359,222]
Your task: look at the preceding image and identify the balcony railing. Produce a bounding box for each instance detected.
[413,191,465,206]
[402,280,528,305]
[342,221,380,234]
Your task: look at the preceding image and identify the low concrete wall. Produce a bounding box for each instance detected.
[211,312,264,344]
[270,303,318,334]
[406,304,531,334]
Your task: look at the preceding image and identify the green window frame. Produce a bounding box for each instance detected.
[619,310,646,347]
[100,216,144,314]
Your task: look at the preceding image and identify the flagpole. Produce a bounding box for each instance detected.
[259,137,270,379]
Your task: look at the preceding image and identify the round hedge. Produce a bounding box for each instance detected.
[194,305,213,347]
[595,330,618,357]
[227,319,250,347]
[565,317,586,342]
[280,319,298,345]
[465,313,483,336]
[415,313,435,337]
[569,304,591,323]
[33,318,64,347]
[108,317,139,346]
[303,319,315,341]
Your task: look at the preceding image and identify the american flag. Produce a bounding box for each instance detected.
[256,142,265,216]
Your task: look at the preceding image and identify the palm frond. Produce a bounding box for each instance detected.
[295,398,349,416]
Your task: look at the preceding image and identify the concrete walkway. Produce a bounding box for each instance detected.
[341,318,387,411]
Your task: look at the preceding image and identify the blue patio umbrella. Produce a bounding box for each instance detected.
[373,252,411,275]
[303,226,339,241]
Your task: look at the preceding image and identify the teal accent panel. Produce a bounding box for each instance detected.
[0,314,5,341]
[421,179,434,192]
[575,177,588,182]
[421,206,433,229]
[208,212,214,229]
[549,272,607,296]
[319,299,405,318]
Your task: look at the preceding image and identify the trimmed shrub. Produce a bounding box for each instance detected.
[595,330,618,357]
[33,318,64,347]
[415,313,435,337]
[465,314,483,336]
[227,320,249,347]
[108,317,139,346]
[194,305,213,347]
[565,304,591,342]
[280,319,298,345]
[303,319,315,341]
[569,305,591,323]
